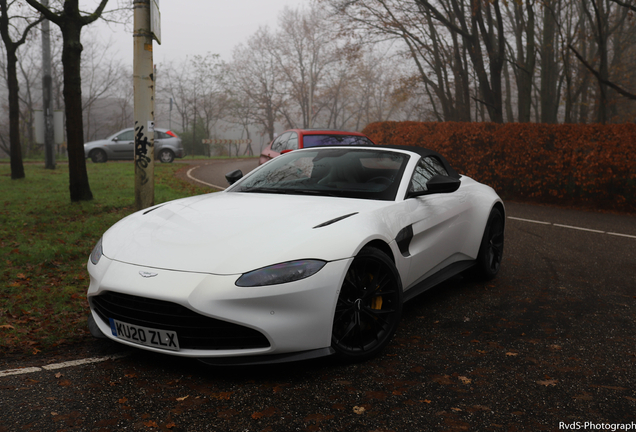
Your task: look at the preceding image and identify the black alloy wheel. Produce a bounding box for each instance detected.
[331,247,403,361]
[473,207,505,280]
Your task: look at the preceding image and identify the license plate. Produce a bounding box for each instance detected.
[109,318,180,351]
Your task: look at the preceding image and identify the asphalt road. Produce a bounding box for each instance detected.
[1,160,634,431]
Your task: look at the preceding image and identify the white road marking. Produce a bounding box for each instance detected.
[508,216,551,225]
[0,353,129,378]
[186,165,226,190]
[508,216,635,239]
[0,367,42,377]
[553,223,606,234]
[607,232,636,239]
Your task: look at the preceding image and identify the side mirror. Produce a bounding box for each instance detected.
[407,175,460,198]
[225,169,243,185]
[426,175,461,194]
[112,137,119,142]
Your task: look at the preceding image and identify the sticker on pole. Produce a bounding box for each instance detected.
[148,121,155,132]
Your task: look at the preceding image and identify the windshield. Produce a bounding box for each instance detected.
[302,134,374,148]
[230,148,409,201]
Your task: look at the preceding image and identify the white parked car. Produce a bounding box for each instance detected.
[87,145,504,365]
[83,127,185,163]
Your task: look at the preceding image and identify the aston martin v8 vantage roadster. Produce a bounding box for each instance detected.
[86,145,504,364]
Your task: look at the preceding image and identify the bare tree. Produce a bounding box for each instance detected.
[502,0,536,123]
[25,0,110,201]
[81,29,130,141]
[328,0,474,122]
[0,0,42,179]
[158,53,228,155]
[228,27,286,141]
[271,5,343,128]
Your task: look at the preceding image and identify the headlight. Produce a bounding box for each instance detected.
[235,260,326,287]
[90,237,103,265]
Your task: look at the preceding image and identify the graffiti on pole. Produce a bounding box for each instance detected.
[135,121,153,185]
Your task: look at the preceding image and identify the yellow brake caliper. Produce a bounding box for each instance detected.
[369,274,383,310]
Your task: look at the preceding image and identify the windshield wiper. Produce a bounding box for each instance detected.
[240,187,337,197]
[239,187,289,194]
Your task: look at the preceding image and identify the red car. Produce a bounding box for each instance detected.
[259,129,375,165]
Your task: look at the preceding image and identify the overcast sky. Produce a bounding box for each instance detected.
[94,0,306,65]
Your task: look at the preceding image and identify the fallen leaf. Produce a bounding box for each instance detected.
[451,407,462,412]
[472,405,490,411]
[118,397,128,404]
[176,395,189,401]
[506,352,518,356]
[166,422,176,429]
[55,372,62,379]
[458,376,472,384]
[573,393,593,401]
[432,375,454,385]
[143,420,158,428]
[353,406,365,414]
[537,380,558,386]
[422,399,432,404]
[0,324,14,330]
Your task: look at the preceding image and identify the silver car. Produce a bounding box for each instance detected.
[84,128,185,163]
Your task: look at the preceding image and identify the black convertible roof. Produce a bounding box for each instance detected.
[371,145,461,179]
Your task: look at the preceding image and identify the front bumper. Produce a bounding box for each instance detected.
[87,256,351,360]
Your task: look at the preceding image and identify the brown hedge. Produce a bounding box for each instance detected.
[362,121,636,212]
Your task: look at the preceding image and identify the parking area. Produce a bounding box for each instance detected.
[1,164,634,431]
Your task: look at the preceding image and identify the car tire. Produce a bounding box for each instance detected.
[471,207,505,280]
[158,148,175,163]
[331,247,403,361]
[90,149,107,163]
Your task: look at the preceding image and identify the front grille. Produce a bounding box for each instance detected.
[91,291,270,350]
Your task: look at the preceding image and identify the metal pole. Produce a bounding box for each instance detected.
[133,0,154,210]
[41,0,55,169]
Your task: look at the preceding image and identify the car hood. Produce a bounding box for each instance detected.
[102,192,395,274]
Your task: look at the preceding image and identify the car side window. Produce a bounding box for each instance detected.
[409,156,449,193]
[155,131,167,139]
[116,130,134,141]
[285,132,299,150]
[271,132,291,153]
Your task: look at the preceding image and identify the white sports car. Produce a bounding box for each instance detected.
[87,145,504,364]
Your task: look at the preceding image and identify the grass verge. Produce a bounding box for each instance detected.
[0,162,211,356]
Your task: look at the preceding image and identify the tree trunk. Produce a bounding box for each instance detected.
[540,0,559,123]
[6,47,25,179]
[61,21,93,201]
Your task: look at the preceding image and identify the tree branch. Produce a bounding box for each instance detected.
[609,0,636,13]
[568,44,636,100]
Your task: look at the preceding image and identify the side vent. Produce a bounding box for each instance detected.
[395,225,413,257]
